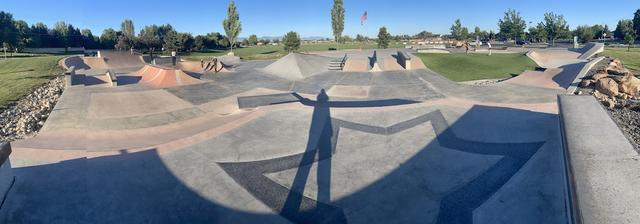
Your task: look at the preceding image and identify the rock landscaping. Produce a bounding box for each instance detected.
[576,57,640,150]
[0,76,64,143]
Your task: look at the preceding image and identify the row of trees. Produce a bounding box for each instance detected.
[449,9,640,47]
[0,1,246,54]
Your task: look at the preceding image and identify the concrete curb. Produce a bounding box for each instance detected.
[566,56,605,94]
[558,95,640,224]
[0,143,14,210]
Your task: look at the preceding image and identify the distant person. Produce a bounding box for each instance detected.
[200,59,204,68]
[487,41,492,56]
[464,42,469,55]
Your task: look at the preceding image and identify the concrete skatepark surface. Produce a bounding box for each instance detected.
[0,46,606,223]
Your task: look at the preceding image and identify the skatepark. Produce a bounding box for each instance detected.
[1,42,637,223]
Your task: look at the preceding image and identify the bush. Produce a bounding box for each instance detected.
[283,31,301,52]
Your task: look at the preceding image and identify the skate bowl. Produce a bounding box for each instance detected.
[135,64,205,88]
[527,43,603,68]
[99,50,146,69]
[60,56,108,71]
[262,53,331,80]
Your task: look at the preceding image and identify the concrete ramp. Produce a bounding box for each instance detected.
[577,42,604,60]
[263,53,330,80]
[135,64,204,88]
[527,50,584,68]
[60,56,108,70]
[99,50,145,69]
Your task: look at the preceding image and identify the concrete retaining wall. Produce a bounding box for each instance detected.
[0,143,14,209]
[558,95,640,224]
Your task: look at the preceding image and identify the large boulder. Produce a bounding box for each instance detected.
[607,67,630,76]
[596,78,619,97]
[618,73,640,96]
[592,73,608,81]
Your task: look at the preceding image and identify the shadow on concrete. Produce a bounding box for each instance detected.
[4,104,562,223]
[292,92,419,108]
[115,75,142,86]
[280,90,344,222]
[551,62,586,89]
[83,76,108,86]
[219,104,559,223]
[1,149,289,223]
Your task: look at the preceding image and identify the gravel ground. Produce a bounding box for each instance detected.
[609,107,640,150]
[577,57,640,151]
[0,76,65,143]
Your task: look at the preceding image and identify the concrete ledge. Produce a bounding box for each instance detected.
[106,70,118,87]
[558,95,640,224]
[64,66,76,87]
[0,143,13,209]
[396,51,411,69]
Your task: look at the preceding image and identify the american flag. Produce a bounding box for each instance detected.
[360,11,368,25]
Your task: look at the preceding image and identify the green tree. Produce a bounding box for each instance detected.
[355,34,366,42]
[29,22,48,48]
[223,0,242,54]
[248,34,258,46]
[543,12,570,46]
[0,11,18,54]
[461,27,469,40]
[177,32,194,52]
[100,28,118,49]
[331,0,345,48]
[377,26,391,48]
[121,19,135,37]
[14,20,30,52]
[614,19,634,40]
[450,19,465,40]
[624,32,636,51]
[194,35,206,51]
[162,30,180,52]
[115,35,132,50]
[528,22,547,43]
[282,31,301,52]
[633,9,640,37]
[138,25,161,52]
[498,9,526,42]
[574,25,594,43]
[81,29,100,49]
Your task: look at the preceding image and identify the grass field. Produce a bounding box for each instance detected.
[602,47,640,72]
[0,56,63,108]
[180,42,405,61]
[416,53,538,82]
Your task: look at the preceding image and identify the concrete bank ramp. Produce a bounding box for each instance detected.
[99,50,145,69]
[60,56,108,70]
[263,53,330,80]
[577,42,604,60]
[135,64,204,88]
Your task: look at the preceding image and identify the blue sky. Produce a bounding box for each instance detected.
[2,0,638,37]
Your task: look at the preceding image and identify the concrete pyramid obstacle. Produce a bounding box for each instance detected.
[263,53,331,80]
[135,64,204,88]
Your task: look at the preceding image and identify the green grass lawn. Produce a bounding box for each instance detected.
[602,47,640,72]
[0,56,64,108]
[416,53,538,82]
[180,42,405,61]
